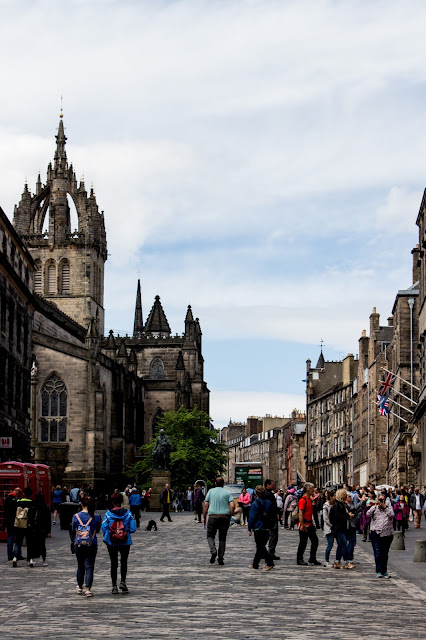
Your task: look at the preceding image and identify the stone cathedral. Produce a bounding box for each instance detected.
[10,117,210,487]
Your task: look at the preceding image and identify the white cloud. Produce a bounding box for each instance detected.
[376,187,421,234]
[210,390,305,429]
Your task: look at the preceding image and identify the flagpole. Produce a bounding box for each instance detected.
[388,387,417,407]
[387,397,414,415]
[381,367,420,391]
[388,409,408,423]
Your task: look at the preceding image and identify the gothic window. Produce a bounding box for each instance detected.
[34,260,42,294]
[47,262,56,294]
[61,260,70,294]
[40,374,68,443]
[150,357,164,379]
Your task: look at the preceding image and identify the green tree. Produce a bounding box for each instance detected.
[127,406,227,489]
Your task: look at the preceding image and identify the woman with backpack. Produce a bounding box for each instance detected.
[27,493,51,566]
[101,491,137,594]
[71,496,101,597]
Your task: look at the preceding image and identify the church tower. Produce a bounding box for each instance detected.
[13,115,107,334]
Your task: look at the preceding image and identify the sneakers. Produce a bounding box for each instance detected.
[42,562,48,567]
[249,564,259,569]
[376,573,383,578]
[297,560,308,566]
[119,582,129,592]
[112,586,119,594]
[308,560,322,566]
[344,562,355,570]
[333,561,342,569]
[53,521,56,525]
[210,551,217,564]
[85,589,93,597]
[263,564,275,571]
[382,572,391,579]
[323,562,333,568]
[12,557,17,568]
[28,560,35,568]
[76,586,83,594]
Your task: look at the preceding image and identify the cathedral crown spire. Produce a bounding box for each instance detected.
[144,295,171,336]
[133,279,144,337]
[54,117,67,170]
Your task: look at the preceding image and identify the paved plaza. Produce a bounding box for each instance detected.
[2,513,426,640]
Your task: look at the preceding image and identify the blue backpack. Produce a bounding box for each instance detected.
[74,514,94,547]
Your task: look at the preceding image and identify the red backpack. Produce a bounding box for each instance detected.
[110,518,128,544]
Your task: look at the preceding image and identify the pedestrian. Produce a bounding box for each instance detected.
[394,495,410,532]
[275,489,284,526]
[296,482,321,566]
[4,487,21,562]
[101,491,137,594]
[159,483,173,522]
[193,484,204,523]
[345,492,367,564]
[367,495,394,578]
[322,489,336,567]
[247,485,275,571]
[238,487,251,526]
[246,482,254,503]
[122,486,131,511]
[283,488,297,529]
[70,485,80,503]
[329,489,354,570]
[264,479,280,561]
[202,477,234,565]
[312,487,321,529]
[72,496,101,597]
[129,488,142,529]
[52,484,62,525]
[12,487,34,567]
[27,493,51,567]
[186,486,193,511]
[410,488,425,528]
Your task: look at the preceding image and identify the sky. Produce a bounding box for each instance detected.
[0,0,424,428]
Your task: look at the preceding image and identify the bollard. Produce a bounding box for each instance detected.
[391,531,405,551]
[413,540,426,562]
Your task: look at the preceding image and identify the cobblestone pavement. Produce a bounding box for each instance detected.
[1,514,426,640]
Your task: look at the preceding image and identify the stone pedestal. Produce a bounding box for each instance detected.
[413,539,426,562]
[391,531,405,550]
[149,470,171,512]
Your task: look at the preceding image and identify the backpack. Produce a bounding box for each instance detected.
[14,505,29,528]
[110,518,128,544]
[74,514,94,547]
[290,500,299,522]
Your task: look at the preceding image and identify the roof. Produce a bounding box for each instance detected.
[144,295,171,335]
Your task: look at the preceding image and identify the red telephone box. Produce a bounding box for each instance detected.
[35,464,52,508]
[0,462,27,541]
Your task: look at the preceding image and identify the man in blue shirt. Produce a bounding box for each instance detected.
[128,489,142,529]
[202,477,234,565]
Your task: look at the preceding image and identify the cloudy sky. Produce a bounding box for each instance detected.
[0,0,423,428]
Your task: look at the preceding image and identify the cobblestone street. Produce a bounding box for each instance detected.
[1,513,426,640]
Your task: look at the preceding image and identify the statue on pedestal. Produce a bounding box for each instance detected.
[152,429,171,471]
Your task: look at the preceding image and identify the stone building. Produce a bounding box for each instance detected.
[0,206,35,462]
[306,352,357,487]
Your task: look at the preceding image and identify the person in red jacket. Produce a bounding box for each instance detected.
[238,487,251,526]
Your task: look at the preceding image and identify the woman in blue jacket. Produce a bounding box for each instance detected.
[248,485,275,571]
[101,491,137,594]
[71,496,101,597]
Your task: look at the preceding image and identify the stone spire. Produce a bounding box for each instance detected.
[316,348,325,369]
[184,305,195,340]
[144,295,171,336]
[54,117,67,171]
[133,279,144,337]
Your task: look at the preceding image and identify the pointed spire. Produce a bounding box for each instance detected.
[54,117,67,169]
[118,339,128,358]
[133,279,144,337]
[106,329,116,349]
[175,350,185,370]
[144,295,171,336]
[316,348,325,369]
[184,304,195,339]
[36,172,42,195]
[129,349,137,364]
[185,305,194,323]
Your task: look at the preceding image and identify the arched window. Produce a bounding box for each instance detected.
[61,260,70,294]
[34,260,42,294]
[40,374,67,442]
[47,262,56,294]
[150,357,164,379]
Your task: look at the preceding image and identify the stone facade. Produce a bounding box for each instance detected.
[0,207,35,461]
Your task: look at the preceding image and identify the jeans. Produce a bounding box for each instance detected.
[242,506,250,524]
[75,545,97,588]
[347,531,357,561]
[13,529,29,559]
[335,531,349,562]
[297,525,318,562]
[207,516,230,559]
[370,531,393,575]
[325,533,334,562]
[107,545,130,586]
[130,506,140,528]
[7,527,15,561]
[186,499,193,511]
[253,529,274,568]
[268,521,279,555]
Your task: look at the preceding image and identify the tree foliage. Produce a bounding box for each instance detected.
[126,406,227,489]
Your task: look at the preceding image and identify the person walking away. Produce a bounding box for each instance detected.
[203,477,234,565]
[72,496,100,597]
[193,484,204,523]
[312,488,321,529]
[322,490,336,567]
[283,489,297,529]
[160,484,173,522]
[367,495,394,578]
[248,485,275,571]
[275,490,284,526]
[329,489,353,570]
[394,495,410,532]
[122,486,131,511]
[296,482,321,566]
[102,492,137,594]
[13,487,33,567]
[52,484,62,525]
[410,488,425,528]
[4,487,21,562]
[264,479,280,561]
[129,488,142,529]
[238,487,251,526]
[27,494,51,566]
[186,486,193,512]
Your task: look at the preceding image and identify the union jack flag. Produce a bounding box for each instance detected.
[377,394,390,416]
[378,372,396,397]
